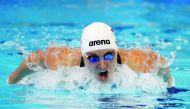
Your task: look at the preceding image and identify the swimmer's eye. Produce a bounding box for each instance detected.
[103,52,115,60]
[87,55,100,63]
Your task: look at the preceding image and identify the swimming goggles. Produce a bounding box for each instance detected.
[87,52,115,63]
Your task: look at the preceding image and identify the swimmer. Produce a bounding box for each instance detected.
[8,22,173,86]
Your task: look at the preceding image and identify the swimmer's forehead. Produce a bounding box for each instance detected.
[85,49,115,55]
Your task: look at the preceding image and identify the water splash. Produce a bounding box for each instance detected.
[160,51,175,68]
[18,64,168,94]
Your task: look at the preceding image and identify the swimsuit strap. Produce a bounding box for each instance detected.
[80,57,85,67]
[80,53,122,67]
[117,53,122,64]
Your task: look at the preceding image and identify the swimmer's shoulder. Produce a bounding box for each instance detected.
[119,48,157,62]
[45,46,82,66]
[118,48,161,72]
[46,46,81,54]
[118,48,144,64]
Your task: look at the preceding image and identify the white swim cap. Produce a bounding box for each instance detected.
[81,22,118,55]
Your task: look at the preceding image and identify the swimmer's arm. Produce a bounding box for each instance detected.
[8,61,34,84]
[148,53,173,86]
[157,58,173,86]
[8,49,44,84]
[119,48,173,86]
[8,47,82,84]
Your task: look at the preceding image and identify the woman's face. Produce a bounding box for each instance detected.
[83,49,118,81]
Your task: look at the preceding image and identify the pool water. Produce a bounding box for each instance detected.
[0,0,190,109]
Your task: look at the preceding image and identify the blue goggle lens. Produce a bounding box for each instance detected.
[88,55,99,63]
[104,52,114,60]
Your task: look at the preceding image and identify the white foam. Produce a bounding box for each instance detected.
[18,64,169,94]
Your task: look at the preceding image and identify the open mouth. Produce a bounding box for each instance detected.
[98,70,108,81]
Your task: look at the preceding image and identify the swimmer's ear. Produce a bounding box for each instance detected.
[80,57,85,67]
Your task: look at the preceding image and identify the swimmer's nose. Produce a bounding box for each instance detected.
[99,59,108,69]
